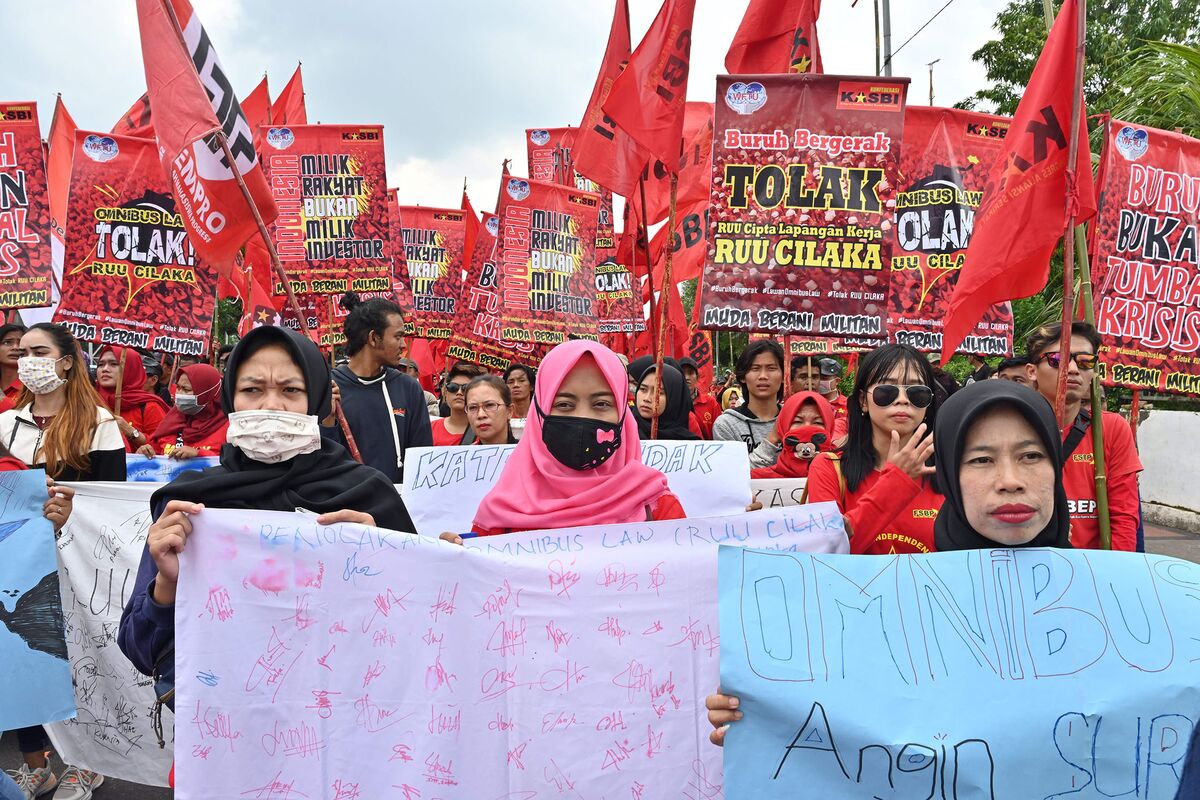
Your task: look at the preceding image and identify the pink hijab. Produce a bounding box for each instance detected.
[472,340,672,531]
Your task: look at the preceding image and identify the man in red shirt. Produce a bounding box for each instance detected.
[1023,322,1141,551]
[679,357,720,439]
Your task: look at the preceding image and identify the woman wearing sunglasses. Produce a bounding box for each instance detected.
[431,362,483,446]
[805,343,943,554]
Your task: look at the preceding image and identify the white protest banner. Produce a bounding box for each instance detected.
[45,481,173,788]
[751,478,807,508]
[175,505,848,798]
[402,440,752,536]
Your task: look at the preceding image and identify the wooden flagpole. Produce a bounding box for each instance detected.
[114,348,128,418]
[650,172,678,440]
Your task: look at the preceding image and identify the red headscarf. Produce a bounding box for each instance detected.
[472,340,672,531]
[96,346,169,416]
[150,364,227,444]
[751,391,837,480]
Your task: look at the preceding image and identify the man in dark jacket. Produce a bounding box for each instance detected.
[323,295,432,481]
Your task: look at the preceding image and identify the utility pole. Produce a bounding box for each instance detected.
[880,0,893,76]
[927,59,941,105]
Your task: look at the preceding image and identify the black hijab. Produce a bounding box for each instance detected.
[152,326,414,532]
[933,380,1071,552]
[633,363,698,441]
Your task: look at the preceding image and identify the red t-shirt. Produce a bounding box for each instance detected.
[1062,411,1142,551]
[431,418,469,447]
[806,454,942,554]
[471,492,686,538]
[151,421,229,458]
[692,394,722,439]
[119,403,168,453]
[828,394,849,441]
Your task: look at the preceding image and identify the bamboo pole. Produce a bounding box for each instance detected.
[114,348,128,418]
[650,172,679,440]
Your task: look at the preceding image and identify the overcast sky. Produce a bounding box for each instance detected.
[8,0,1010,209]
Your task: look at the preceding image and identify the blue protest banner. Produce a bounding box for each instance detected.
[718,546,1200,799]
[0,469,75,729]
[125,454,219,483]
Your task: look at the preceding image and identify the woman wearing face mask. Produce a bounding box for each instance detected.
[805,343,942,555]
[0,323,125,481]
[95,345,170,453]
[118,327,414,759]
[634,364,698,441]
[447,340,684,539]
[465,375,517,446]
[140,364,227,460]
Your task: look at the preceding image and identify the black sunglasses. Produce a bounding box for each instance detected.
[871,384,934,409]
[444,381,467,394]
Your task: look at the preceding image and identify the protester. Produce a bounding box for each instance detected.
[706,381,1071,750]
[749,391,837,479]
[503,363,535,439]
[399,357,441,418]
[964,353,995,384]
[431,362,482,446]
[118,326,414,765]
[142,355,173,406]
[806,343,941,554]
[719,386,742,410]
[634,363,698,441]
[995,355,1032,385]
[712,339,783,464]
[446,340,684,539]
[0,323,26,412]
[95,345,170,453]
[790,354,821,393]
[465,375,517,445]
[815,357,848,427]
[216,344,234,374]
[679,357,720,438]
[1023,322,1142,551]
[326,295,432,480]
[143,364,227,459]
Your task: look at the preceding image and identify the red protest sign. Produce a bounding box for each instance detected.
[526,127,615,249]
[596,243,645,335]
[698,74,908,338]
[0,101,52,308]
[260,124,391,296]
[1092,121,1200,394]
[449,213,539,370]
[393,203,466,340]
[886,106,1014,357]
[54,131,216,356]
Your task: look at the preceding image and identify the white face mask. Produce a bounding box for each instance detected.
[226,410,322,464]
[18,355,68,395]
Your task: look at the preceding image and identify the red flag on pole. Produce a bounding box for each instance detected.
[629,101,712,226]
[135,0,278,268]
[273,65,308,125]
[572,0,648,198]
[112,93,154,139]
[46,97,77,242]
[461,186,480,274]
[725,0,823,74]
[602,0,696,168]
[939,0,1095,362]
[242,76,272,153]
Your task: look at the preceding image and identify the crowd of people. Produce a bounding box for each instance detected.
[0,292,1177,799]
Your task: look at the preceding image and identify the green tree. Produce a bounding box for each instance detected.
[1110,41,1200,138]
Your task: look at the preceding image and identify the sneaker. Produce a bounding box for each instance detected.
[3,764,58,799]
[49,768,102,800]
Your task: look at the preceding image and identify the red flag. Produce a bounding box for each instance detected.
[273,65,307,125]
[940,0,1096,361]
[461,186,480,273]
[630,102,712,226]
[572,0,649,198]
[242,76,272,153]
[135,0,278,268]
[725,0,823,75]
[234,257,282,337]
[47,97,77,242]
[112,93,154,139]
[602,0,696,168]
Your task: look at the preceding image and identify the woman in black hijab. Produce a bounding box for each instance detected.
[933,379,1071,551]
[118,326,414,718]
[633,363,698,441]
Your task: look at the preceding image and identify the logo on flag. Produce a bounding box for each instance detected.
[486,217,500,236]
[266,127,295,150]
[724,82,768,115]
[82,135,119,163]
[506,179,531,201]
[835,82,904,112]
[1115,126,1149,161]
[529,130,551,146]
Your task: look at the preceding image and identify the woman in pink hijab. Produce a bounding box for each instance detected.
[466,340,685,536]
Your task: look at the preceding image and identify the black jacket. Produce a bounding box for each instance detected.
[324,365,433,482]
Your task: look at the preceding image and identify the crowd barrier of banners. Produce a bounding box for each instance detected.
[1092,121,1200,394]
[718,545,1200,798]
[525,127,616,249]
[260,124,391,298]
[54,131,217,357]
[0,101,52,309]
[45,482,174,788]
[174,505,849,799]
[0,470,73,731]
[699,74,910,339]
[886,106,1015,356]
[400,440,752,537]
[394,203,466,340]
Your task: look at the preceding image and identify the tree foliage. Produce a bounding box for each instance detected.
[1109,41,1200,138]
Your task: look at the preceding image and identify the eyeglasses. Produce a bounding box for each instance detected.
[467,401,504,415]
[444,381,467,394]
[1037,352,1097,370]
[870,384,934,409]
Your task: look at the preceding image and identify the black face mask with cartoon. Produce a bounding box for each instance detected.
[538,402,624,471]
